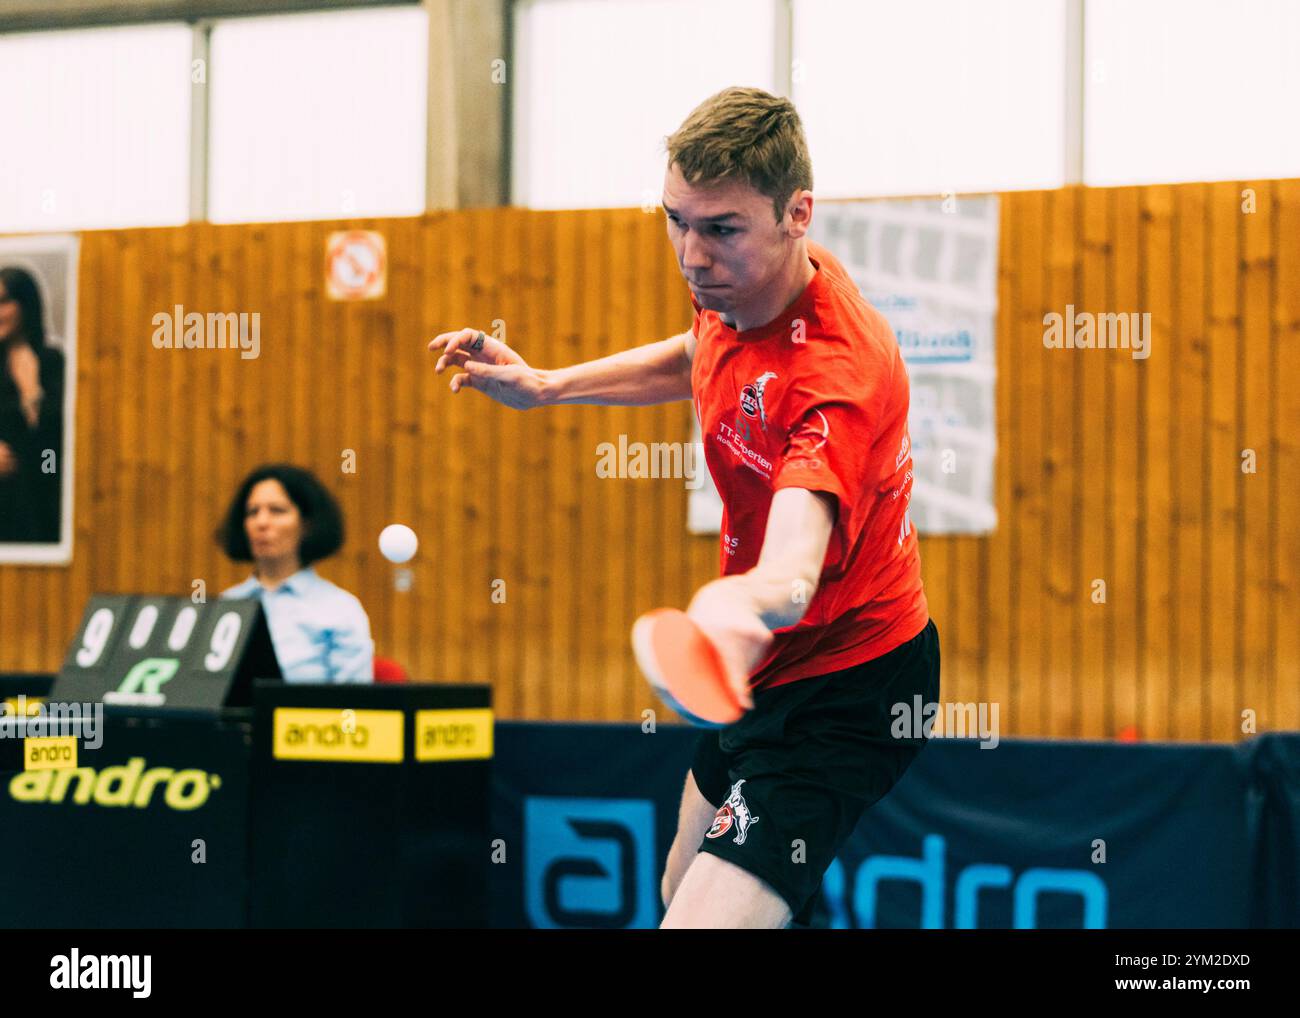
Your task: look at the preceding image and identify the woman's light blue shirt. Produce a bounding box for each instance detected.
[220,567,374,683]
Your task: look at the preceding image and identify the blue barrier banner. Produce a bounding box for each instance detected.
[493,724,1299,929]
[820,738,1252,929]
[1245,733,1300,928]
[492,722,696,929]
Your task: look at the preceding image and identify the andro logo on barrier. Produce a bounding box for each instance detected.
[414,708,493,762]
[272,708,403,763]
[822,833,1108,929]
[25,737,78,771]
[524,797,656,929]
[8,757,221,811]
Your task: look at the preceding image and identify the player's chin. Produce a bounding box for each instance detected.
[694,290,731,312]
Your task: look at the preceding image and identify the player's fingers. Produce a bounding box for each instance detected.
[435,347,472,374]
[435,330,478,372]
[462,359,504,379]
[449,371,473,393]
[429,327,476,358]
[428,327,471,351]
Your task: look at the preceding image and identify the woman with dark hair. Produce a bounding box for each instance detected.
[217,463,374,683]
[0,266,65,543]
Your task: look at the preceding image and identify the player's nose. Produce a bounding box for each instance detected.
[679,231,711,272]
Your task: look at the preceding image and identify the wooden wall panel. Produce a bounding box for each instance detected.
[1275,182,1300,732]
[1079,185,1109,739]
[1239,183,1273,736]
[1111,186,1142,737]
[1173,185,1209,738]
[1207,182,1242,741]
[1045,186,1081,737]
[1012,189,1048,735]
[2,181,1298,740]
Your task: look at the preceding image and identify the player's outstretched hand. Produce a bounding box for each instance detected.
[428,327,548,410]
[684,577,774,710]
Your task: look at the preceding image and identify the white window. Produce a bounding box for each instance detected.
[208,6,427,224]
[512,0,778,209]
[0,24,192,232]
[793,0,1067,197]
[1085,0,1300,185]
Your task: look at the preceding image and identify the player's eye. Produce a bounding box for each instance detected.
[712,226,735,236]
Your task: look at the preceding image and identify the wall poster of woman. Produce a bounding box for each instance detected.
[0,234,78,564]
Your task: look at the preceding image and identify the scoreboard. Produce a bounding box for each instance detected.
[54,595,280,712]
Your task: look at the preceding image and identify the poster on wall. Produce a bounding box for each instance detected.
[0,234,78,564]
[687,197,999,536]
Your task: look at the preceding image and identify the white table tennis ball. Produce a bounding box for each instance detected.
[379,524,418,564]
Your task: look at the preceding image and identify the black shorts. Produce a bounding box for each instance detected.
[689,617,940,926]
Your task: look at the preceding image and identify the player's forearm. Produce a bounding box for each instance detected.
[540,335,692,407]
[688,564,820,639]
[729,488,836,631]
[731,564,821,631]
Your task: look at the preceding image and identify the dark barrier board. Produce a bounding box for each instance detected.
[249,681,492,928]
[1243,734,1300,928]
[0,673,55,699]
[0,712,251,928]
[2,714,1295,929]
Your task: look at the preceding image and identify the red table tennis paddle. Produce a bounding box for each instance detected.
[631,608,745,727]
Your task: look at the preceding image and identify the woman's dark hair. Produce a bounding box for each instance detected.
[216,463,345,565]
[0,266,48,349]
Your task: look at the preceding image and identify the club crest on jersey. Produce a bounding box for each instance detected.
[738,372,778,430]
[705,778,760,845]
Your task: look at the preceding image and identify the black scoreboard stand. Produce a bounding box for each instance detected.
[249,681,492,928]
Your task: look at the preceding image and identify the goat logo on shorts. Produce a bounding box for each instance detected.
[706,778,760,845]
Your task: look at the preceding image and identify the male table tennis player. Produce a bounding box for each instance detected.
[430,86,939,929]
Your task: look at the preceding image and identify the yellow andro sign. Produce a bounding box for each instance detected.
[9,757,219,811]
[273,708,404,763]
[415,709,493,762]
[25,737,77,771]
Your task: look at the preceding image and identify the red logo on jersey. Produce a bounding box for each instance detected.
[738,372,778,429]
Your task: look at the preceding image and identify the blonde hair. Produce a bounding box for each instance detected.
[664,86,813,224]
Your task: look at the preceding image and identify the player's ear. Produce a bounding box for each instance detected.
[784,188,812,235]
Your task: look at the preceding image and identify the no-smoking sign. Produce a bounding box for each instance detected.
[325,230,387,300]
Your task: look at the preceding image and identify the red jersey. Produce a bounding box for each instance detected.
[690,240,928,692]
